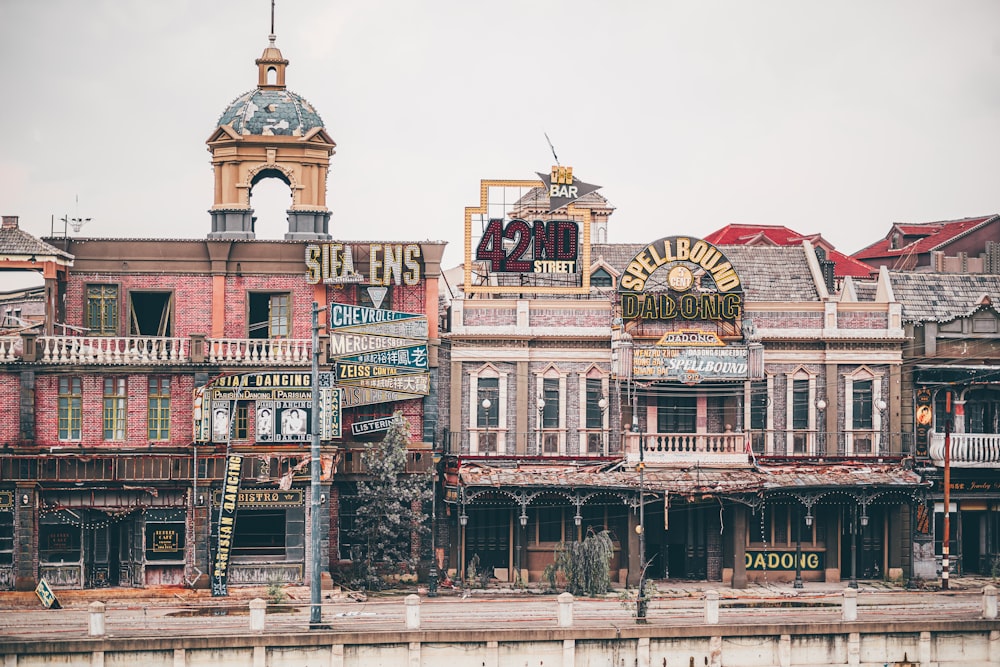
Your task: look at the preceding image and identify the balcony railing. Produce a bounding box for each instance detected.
[37,335,190,364]
[745,430,911,459]
[1,334,312,366]
[929,432,1000,468]
[0,336,19,362]
[206,338,310,364]
[625,431,749,465]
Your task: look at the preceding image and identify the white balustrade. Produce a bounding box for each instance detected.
[207,338,310,365]
[929,432,1000,468]
[38,336,189,364]
[0,337,20,361]
[625,431,750,465]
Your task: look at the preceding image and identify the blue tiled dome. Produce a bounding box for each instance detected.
[217,88,325,137]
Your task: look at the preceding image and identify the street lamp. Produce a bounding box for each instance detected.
[598,396,609,456]
[481,398,493,451]
[815,399,827,455]
[794,505,803,589]
[849,504,858,589]
[636,442,647,622]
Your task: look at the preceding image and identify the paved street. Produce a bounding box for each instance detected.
[1,577,994,641]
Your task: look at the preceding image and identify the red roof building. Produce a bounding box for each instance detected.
[704,224,874,279]
[852,215,1000,273]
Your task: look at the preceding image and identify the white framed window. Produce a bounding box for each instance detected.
[844,367,883,455]
[470,364,507,455]
[578,367,609,455]
[785,368,819,455]
[535,365,566,455]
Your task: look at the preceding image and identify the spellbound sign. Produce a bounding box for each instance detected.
[745,550,824,571]
[632,346,749,381]
[304,243,423,286]
[618,236,743,325]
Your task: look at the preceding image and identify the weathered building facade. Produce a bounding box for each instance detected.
[440,175,924,589]
[0,34,444,592]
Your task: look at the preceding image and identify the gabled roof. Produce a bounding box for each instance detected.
[0,223,73,261]
[888,271,1000,323]
[704,224,872,279]
[592,243,822,302]
[853,215,999,262]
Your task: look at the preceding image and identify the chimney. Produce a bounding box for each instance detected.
[1,216,18,230]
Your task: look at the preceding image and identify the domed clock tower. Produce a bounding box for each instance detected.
[206,33,336,240]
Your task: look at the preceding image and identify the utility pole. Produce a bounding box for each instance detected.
[942,390,952,590]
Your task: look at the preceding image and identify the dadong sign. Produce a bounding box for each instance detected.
[618,236,743,324]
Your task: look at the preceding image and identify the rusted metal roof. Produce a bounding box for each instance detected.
[457,460,925,498]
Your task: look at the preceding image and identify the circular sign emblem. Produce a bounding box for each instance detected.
[667,265,694,291]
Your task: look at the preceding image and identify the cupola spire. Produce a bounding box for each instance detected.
[256,0,288,90]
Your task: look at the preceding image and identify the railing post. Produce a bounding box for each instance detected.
[842,588,857,621]
[705,589,719,624]
[984,585,998,619]
[557,592,574,627]
[88,601,106,637]
[190,334,206,363]
[249,598,266,631]
[405,594,421,629]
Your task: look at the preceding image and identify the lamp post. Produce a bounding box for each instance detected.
[849,503,858,589]
[942,391,952,590]
[516,505,527,584]
[636,442,647,622]
[598,396,608,456]
[309,301,327,629]
[537,398,545,453]
[815,399,827,455]
[794,505,803,589]
[481,398,492,453]
[428,443,439,597]
[459,489,468,589]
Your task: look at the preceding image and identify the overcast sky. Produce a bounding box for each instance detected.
[1,0,999,286]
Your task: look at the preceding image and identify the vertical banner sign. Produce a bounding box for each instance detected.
[211,454,243,597]
[914,387,932,458]
[320,387,342,439]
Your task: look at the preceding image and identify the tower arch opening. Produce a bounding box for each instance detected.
[249,171,293,239]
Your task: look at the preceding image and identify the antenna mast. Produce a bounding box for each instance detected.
[544,132,560,166]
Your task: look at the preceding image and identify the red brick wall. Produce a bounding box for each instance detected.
[33,373,196,447]
[0,375,19,442]
[64,274,214,337]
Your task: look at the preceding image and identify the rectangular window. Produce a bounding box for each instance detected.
[232,509,286,557]
[234,403,249,440]
[129,291,173,336]
[656,395,696,433]
[477,378,499,428]
[86,284,119,335]
[39,522,82,562]
[853,379,873,430]
[103,377,127,440]
[585,378,604,429]
[792,379,809,430]
[248,293,290,339]
[148,377,171,440]
[0,511,13,564]
[58,377,82,440]
[542,378,560,429]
